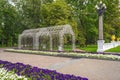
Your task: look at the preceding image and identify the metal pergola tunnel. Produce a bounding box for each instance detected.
[18,24,75,51]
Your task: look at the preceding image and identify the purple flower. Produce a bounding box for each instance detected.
[0,60,88,80]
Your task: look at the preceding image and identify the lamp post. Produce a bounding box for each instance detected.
[95,1,106,52]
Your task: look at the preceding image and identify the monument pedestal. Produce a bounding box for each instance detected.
[97,40,104,52]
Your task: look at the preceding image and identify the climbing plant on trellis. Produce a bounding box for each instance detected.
[18,24,75,51]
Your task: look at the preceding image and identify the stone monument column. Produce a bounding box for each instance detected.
[99,15,103,40]
[95,1,106,52]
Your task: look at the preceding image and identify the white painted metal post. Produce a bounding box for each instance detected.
[50,35,53,51]
[18,35,22,49]
[72,35,75,51]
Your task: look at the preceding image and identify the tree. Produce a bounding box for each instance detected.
[0,0,21,46]
[65,0,98,45]
[1,0,120,47]
[103,0,120,42]
[65,0,120,45]
[41,0,78,36]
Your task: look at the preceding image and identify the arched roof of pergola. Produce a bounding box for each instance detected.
[20,24,74,37]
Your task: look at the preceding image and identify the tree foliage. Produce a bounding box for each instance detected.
[0,0,21,46]
[65,0,120,44]
[0,0,120,47]
[41,0,78,35]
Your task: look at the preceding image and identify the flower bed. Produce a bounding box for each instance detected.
[0,60,88,80]
[0,68,27,80]
[5,49,120,61]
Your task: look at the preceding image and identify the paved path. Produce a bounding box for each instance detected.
[0,48,120,80]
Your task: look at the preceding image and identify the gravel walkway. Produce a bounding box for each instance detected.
[0,48,120,80]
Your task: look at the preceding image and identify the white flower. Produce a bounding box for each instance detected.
[5,49,120,61]
[0,68,28,80]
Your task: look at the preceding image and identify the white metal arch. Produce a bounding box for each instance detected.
[18,24,75,51]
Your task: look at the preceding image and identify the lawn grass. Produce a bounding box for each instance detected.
[64,45,72,51]
[64,44,97,52]
[2,44,120,53]
[79,45,97,52]
[105,46,120,52]
[80,45,120,53]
